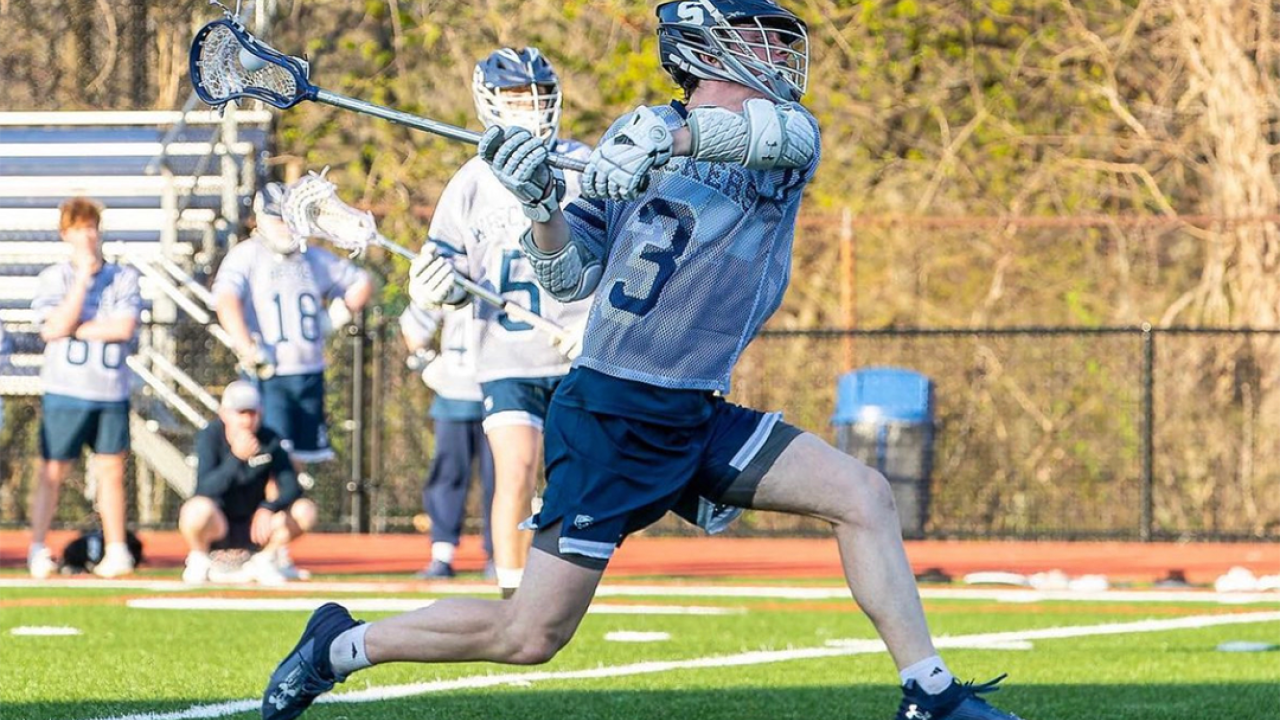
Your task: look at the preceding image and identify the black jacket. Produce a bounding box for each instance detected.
[194,417,301,520]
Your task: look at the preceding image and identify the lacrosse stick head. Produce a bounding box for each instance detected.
[281,170,379,257]
[190,10,314,109]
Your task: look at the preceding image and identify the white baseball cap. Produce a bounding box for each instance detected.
[220,380,262,412]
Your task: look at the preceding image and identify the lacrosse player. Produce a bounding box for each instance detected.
[405,47,591,597]
[28,197,142,579]
[400,284,495,579]
[213,182,373,468]
[262,4,1023,720]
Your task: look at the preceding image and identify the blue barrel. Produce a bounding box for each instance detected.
[832,367,935,537]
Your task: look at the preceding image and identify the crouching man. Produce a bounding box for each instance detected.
[179,380,317,584]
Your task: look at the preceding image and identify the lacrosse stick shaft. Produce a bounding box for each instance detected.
[371,235,571,342]
[315,90,587,173]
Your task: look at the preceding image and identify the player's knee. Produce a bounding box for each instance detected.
[179,497,220,530]
[509,628,571,665]
[829,454,897,527]
[290,498,318,532]
[502,615,574,665]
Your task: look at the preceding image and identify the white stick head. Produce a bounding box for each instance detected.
[281,169,380,257]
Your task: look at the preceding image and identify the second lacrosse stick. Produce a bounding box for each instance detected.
[281,172,574,344]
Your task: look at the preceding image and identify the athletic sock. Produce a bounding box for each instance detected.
[431,542,456,565]
[104,542,131,560]
[900,654,954,695]
[329,623,372,679]
[495,566,523,591]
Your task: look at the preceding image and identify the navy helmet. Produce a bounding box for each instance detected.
[472,48,562,142]
[656,0,808,103]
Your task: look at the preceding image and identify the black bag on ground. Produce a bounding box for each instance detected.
[61,530,144,573]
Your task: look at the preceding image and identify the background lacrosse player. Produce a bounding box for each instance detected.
[28,197,143,579]
[407,47,591,597]
[400,285,495,579]
[262,3,1025,720]
[214,182,372,464]
[213,182,371,580]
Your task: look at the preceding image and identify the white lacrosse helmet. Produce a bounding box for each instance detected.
[472,48,562,142]
[253,181,302,255]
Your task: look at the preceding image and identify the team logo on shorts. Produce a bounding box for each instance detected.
[572,514,594,529]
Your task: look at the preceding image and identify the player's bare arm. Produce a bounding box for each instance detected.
[72,314,139,343]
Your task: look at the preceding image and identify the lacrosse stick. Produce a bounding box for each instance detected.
[190,5,585,174]
[282,170,574,344]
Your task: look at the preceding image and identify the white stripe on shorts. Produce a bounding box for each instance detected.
[728,411,781,471]
[482,411,545,433]
[559,537,616,560]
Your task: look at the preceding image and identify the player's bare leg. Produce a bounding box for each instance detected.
[484,423,542,595]
[366,547,600,663]
[29,459,72,547]
[263,497,317,552]
[749,433,936,668]
[262,546,602,720]
[178,496,230,553]
[27,459,72,577]
[92,453,128,545]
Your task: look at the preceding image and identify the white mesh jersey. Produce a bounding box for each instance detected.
[213,238,369,376]
[431,139,593,383]
[400,299,482,402]
[32,263,142,402]
[563,103,822,393]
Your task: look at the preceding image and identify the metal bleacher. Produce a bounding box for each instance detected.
[0,107,273,503]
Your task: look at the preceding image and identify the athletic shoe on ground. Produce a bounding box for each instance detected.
[416,559,455,579]
[183,552,213,584]
[28,546,57,579]
[92,548,135,578]
[275,547,311,581]
[247,550,288,586]
[895,675,1024,720]
[262,602,361,720]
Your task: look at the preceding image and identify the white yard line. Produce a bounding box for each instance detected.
[126,597,741,615]
[77,610,1280,720]
[5,576,1278,604]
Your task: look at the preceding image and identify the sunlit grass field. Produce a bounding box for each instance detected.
[2,576,1278,720]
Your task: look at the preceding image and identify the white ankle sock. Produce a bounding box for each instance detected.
[329,623,372,679]
[431,542,456,565]
[900,655,954,695]
[104,542,131,560]
[495,566,523,590]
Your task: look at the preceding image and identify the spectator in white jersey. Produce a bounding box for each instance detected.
[180,380,317,585]
[400,290,495,579]
[28,197,142,579]
[262,4,1025,720]
[213,181,373,468]
[405,47,592,597]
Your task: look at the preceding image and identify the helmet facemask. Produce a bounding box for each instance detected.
[473,80,562,142]
[472,48,563,143]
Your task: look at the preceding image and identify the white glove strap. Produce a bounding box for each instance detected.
[519,229,603,302]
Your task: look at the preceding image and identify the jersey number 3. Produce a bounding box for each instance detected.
[609,199,694,317]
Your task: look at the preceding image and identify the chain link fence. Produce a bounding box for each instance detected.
[4,320,1280,541]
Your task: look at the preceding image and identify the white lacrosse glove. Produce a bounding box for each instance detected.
[321,299,354,336]
[551,321,586,361]
[477,126,565,222]
[582,106,673,201]
[238,343,276,380]
[404,347,438,372]
[408,247,466,309]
